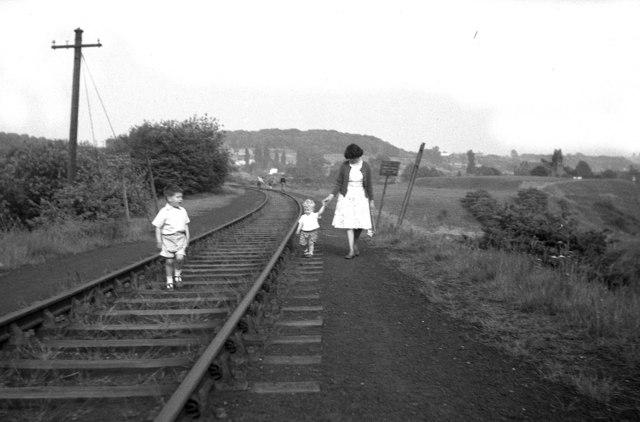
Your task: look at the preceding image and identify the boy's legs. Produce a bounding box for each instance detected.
[174,254,185,286]
[164,258,175,288]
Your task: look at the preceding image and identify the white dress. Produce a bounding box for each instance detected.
[332,161,372,230]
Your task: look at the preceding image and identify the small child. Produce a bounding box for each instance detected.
[152,185,190,289]
[296,198,326,257]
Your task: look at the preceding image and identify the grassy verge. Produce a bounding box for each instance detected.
[0,187,244,271]
[0,218,153,270]
[371,214,640,409]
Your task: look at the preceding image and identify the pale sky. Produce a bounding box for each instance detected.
[1,0,639,156]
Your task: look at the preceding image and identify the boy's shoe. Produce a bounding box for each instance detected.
[166,283,175,290]
[304,252,313,258]
[174,275,183,288]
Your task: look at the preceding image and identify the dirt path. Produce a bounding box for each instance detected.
[212,195,617,422]
[0,189,263,318]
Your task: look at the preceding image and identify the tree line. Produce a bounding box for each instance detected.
[0,115,229,229]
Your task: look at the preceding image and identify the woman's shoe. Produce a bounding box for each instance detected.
[344,253,355,259]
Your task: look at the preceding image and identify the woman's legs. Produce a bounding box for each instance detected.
[353,229,362,255]
[346,229,355,258]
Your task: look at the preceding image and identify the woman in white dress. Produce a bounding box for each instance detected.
[323,144,374,259]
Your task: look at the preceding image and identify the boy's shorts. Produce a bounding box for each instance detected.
[160,232,188,258]
[299,230,318,246]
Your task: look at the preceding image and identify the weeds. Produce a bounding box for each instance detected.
[0,218,152,269]
[372,213,640,405]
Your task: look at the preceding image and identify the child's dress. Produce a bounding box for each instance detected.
[332,161,372,230]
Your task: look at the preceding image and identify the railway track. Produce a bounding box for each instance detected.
[0,189,301,421]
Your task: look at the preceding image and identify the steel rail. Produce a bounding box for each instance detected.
[0,188,268,345]
[154,189,302,421]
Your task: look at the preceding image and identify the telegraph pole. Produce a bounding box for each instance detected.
[52,28,102,183]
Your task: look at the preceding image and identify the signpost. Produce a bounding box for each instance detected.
[376,160,401,229]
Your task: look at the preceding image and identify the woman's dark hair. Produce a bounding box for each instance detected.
[344,143,364,159]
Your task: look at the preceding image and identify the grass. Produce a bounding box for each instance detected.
[0,218,153,270]
[371,214,640,407]
[0,187,244,271]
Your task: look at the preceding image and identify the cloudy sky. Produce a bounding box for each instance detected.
[1,0,638,156]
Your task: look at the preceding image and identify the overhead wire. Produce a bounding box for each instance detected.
[81,53,117,141]
[82,66,97,146]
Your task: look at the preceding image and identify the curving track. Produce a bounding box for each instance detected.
[0,189,301,422]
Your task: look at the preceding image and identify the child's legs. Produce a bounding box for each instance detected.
[308,240,315,254]
[164,258,175,279]
[174,254,185,274]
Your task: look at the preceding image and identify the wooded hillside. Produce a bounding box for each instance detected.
[223,129,409,158]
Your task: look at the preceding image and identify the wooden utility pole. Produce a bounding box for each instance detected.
[397,143,425,228]
[52,28,102,183]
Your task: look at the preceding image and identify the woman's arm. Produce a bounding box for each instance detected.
[325,162,345,202]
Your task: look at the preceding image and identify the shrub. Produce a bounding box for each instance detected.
[530,165,550,177]
[0,141,151,227]
[475,166,501,176]
[118,115,229,194]
[461,188,608,270]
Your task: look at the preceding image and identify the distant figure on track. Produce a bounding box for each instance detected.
[257,176,264,189]
[323,143,374,259]
[296,198,326,258]
[280,176,287,191]
[152,185,190,290]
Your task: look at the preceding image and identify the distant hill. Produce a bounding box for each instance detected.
[223,129,409,158]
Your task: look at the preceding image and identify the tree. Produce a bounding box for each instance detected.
[514,161,531,176]
[530,165,550,176]
[423,146,442,166]
[244,147,250,164]
[575,160,594,179]
[123,115,229,193]
[601,169,617,179]
[510,149,519,159]
[475,165,501,176]
[551,149,563,177]
[295,148,328,181]
[466,150,476,174]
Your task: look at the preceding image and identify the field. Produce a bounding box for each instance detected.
[374,175,640,238]
[359,175,640,411]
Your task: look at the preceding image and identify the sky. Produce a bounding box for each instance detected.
[1,0,639,156]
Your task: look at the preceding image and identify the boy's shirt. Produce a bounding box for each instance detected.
[152,204,190,234]
[298,212,320,232]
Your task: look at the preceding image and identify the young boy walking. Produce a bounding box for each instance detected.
[296,198,326,257]
[152,185,190,289]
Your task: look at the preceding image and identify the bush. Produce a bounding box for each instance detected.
[475,166,501,176]
[530,165,550,176]
[0,141,151,227]
[117,115,229,194]
[0,140,67,226]
[461,188,608,269]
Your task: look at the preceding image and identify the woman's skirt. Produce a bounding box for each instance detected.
[332,186,372,229]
